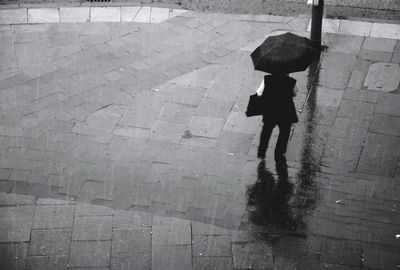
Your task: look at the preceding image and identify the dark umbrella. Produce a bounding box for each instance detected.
[251,32,320,74]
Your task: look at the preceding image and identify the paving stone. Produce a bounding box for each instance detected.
[0,205,34,242]
[165,85,205,106]
[316,87,344,107]
[362,245,400,270]
[152,245,192,270]
[33,204,74,229]
[0,192,35,205]
[195,97,233,119]
[320,239,362,267]
[323,34,364,54]
[343,89,378,103]
[223,111,260,135]
[28,229,71,256]
[60,7,90,23]
[392,40,400,63]
[112,228,152,254]
[72,216,113,241]
[69,241,111,268]
[189,116,225,138]
[151,7,170,23]
[369,113,400,137]
[193,235,231,256]
[152,216,191,245]
[0,242,28,270]
[111,253,151,270]
[338,20,372,36]
[336,99,375,127]
[158,102,195,124]
[121,7,141,22]
[150,120,187,143]
[307,18,340,34]
[357,133,400,178]
[362,37,397,52]
[0,8,27,24]
[319,53,357,89]
[358,49,393,62]
[113,209,152,228]
[169,65,219,89]
[28,8,59,24]
[370,22,400,40]
[232,242,274,269]
[193,257,233,270]
[215,130,253,154]
[90,7,120,23]
[134,7,151,23]
[330,118,368,142]
[375,93,400,116]
[25,255,68,270]
[322,137,363,171]
[75,202,113,216]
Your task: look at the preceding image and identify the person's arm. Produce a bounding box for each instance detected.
[256,79,265,96]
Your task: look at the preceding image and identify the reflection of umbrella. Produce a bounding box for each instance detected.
[251,32,319,74]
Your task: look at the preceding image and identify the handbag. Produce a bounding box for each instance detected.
[245,93,265,117]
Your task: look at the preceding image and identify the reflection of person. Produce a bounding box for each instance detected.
[256,74,298,168]
[246,163,299,230]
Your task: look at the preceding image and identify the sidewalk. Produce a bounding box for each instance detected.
[0,4,400,270]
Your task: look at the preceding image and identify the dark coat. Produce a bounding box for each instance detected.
[261,75,298,123]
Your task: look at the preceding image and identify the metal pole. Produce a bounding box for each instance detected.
[310,0,324,49]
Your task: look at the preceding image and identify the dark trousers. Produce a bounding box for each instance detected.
[257,121,291,161]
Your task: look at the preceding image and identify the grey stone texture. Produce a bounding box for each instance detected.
[0,6,400,270]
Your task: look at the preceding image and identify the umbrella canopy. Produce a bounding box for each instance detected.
[251,32,320,74]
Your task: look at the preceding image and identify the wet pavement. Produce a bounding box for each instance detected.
[1,5,400,270]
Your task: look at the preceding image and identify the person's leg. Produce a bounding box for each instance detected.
[275,122,291,162]
[258,121,275,159]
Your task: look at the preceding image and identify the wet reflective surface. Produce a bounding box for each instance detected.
[1,12,400,270]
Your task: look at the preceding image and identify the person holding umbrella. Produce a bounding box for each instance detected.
[248,32,319,168]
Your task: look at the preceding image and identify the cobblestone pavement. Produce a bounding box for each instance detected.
[1,5,400,270]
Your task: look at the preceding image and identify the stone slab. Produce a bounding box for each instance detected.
[362,37,397,52]
[323,34,364,54]
[28,229,71,256]
[0,206,34,242]
[0,8,27,24]
[60,7,89,23]
[152,216,191,245]
[25,255,68,270]
[189,116,225,138]
[69,240,111,268]
[369,113,400,136]
[168,9,188,19]
[75,202,113,216]
[33,204,75,229]
[133,7,151,23]
[223,111,260,135]
[28,8,59,24]
[150,120,187,143]
[192,235,231,256]
[338,20,372,36]
[375,93,400,116]
[121,6,141,22]
[90,7,120,23]
[152,245,192,270]
[72,216,113,241]
[112,228,152,254]
[111,253,151,270]
[370,22,400,40]
[307,18,341,34]
[316,87,344,107]
[364,62,400,92]
[150,7,170,24]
